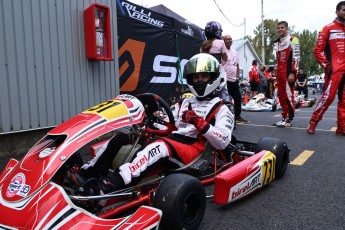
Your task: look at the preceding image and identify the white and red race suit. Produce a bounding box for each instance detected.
[274,34,300,120]
[311,18,345,127]
[118,96,234,185]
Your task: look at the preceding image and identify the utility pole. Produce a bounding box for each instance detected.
[242,18,247,66]
[261,0,265,65]
[243,18,246,37]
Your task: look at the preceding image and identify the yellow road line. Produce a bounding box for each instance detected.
[290,150,314,166]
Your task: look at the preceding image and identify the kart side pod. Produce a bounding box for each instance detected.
[213,150,276,205]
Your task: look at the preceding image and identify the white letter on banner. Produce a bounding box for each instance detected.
[150,55,178,83]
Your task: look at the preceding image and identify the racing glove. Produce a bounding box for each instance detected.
[181,105,209,133]
[324,65,332,77]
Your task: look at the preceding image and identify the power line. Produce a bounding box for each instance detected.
[213,0,242,27]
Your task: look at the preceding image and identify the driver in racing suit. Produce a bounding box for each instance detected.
[273,21,300,128]
[307,1,345,135]
[73,53,234,194]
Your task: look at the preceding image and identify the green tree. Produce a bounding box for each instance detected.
[296,30,320,75]
[248,19,321,76]
[248,19,280,65]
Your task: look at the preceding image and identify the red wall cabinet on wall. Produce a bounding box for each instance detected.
[84,3,113,61]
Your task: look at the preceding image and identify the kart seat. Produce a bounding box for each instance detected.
[112,143,142,169]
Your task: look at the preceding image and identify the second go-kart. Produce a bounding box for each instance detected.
[0,93,290,229]
[295,93,317,108]
[242,93,277,112]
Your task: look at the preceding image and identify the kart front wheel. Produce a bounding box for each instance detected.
[255,137,289,179]
[153,173,206,230]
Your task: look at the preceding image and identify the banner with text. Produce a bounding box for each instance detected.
[117,0,204,100]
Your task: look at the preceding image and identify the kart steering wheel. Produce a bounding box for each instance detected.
[136,93,176,136]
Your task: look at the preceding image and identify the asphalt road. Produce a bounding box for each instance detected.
[200,93,345,229]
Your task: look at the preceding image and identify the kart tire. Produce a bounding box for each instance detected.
[255,137,289,179]
[153,173,206,230]
[295,102,300,109]
[311,97,316,106]
[271,103,277,112]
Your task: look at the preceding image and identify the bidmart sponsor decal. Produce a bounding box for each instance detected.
[122,2,164,27]
[229,169,262,202]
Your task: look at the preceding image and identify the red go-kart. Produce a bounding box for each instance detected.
[0,93,289,229]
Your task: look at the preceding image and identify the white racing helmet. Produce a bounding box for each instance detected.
[183,53,221,98]
[216,67,227,92]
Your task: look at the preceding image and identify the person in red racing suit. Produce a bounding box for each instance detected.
[73,53,234,194]
[307,1,345,135]
[273,21,300,128]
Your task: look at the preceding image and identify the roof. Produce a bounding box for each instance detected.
[149,4,203,30]
[233,39,262,64]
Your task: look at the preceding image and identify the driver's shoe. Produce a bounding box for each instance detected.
[336,125,345,135]
[74,177,117,196]
[306,121,317,134]
[276,118,292,127]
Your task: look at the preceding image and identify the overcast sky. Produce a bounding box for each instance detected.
[129,0,340,39]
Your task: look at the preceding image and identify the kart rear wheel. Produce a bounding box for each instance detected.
[153,173,206,230]
[271,103,277,112]
[255,137,289,179]
[295,101,300,108]
[310,97,316,106]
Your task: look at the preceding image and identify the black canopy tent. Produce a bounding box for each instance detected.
[116,0,205,100]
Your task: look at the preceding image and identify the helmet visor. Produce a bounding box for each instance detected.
[184,58,219,77]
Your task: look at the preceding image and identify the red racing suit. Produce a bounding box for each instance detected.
[274,35,300,120]
[311,18,345,127]
[249,64,259,83]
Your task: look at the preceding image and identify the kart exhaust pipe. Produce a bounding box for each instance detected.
[237,150,255,156]
[227,142,255,156]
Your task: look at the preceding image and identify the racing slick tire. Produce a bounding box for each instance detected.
[255,138,289,179]
[153,173,206,230]
[271,103,277,112]
[295,101,300,109]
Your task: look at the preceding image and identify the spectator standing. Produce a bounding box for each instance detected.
[296,67,308,99]
[268,65,278,98]
[201,21,229,101]
[307,1,345,135]
[201,21,228,63]
[222,34,248,123]
[263,66,273,98]
[273,21,300,127]
[313,75,321,93]
[258,65,267,94]
[249,60,259,98]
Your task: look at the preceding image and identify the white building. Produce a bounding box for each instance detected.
[232,39,262,80]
